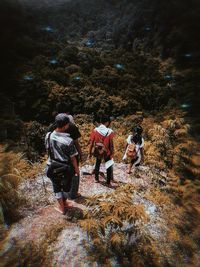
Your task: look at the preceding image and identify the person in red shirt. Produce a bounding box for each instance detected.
[89,114,114,186]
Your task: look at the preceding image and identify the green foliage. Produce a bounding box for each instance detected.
[42,67,69,86]
[0,118,23,141]
[59,46,79,63]
[1,0,199,122]
[80,184,160,266]
[13,43,177,120]
[66,64,81,74]
[0,146,24,224]
[25,121,47,160]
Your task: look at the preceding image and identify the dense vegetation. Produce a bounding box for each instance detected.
[1,0,200,125]
[0,111,200,266]
[0,0,200,266]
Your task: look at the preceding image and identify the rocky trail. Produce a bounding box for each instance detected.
[0,163,175,266]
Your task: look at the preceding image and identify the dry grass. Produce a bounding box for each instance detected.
[77,110,200,181]
[79,184,160,266]
[76,110,200,266]
[1,109,199,265]
[0,145,46,224]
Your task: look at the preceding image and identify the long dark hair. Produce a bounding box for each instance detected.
[131,125,143,145]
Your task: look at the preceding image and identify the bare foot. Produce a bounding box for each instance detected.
[106,183,113,188]
[63,200,71,208]
[54,206,66,215]
[127,170,132,174]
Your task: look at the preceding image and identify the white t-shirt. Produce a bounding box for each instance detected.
[123,135,144,164]
[127,135,144,146]
[45,131,78,165]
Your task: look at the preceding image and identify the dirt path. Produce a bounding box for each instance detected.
[0,163,171,266]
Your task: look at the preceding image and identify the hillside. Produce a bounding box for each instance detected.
[0,0,200,123]
[1,160,199,266]
[1,113,200,266]
[0,0,200,266]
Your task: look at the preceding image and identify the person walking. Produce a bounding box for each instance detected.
[45,114,79,214]
[48,102,82,199]
[123,125,144,174]
[49,102,82,162]
[89,114,114,186]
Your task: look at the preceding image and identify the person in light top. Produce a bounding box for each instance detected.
[48,101,82,199]
[123,125,144,174]
[45,114,79,214]
[89,114,114,186]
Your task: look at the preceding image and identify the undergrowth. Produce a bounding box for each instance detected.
[0,145,46,225]
[79,184,161,266]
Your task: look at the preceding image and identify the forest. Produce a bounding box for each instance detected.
[0,0,200,266]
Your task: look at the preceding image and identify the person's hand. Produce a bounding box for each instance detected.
[140,157,144,164]
[79,153,83,162]
[122,154,127,161]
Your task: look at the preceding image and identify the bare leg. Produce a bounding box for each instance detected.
[55,198,66,214]
[127,162,133,174]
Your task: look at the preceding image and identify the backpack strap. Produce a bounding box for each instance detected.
[104,130,109,139]
[95,130,109,143]
[129,135,141,156]
[47,132,55,161]
[47,132,71,164]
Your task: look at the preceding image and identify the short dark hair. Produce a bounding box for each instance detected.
[100,114,111,124]
[56,102,72,114]
[55,113,70,128]
[133,125,143,135]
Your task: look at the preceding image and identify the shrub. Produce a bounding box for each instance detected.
[79,184,160,266]
[0,118,23,141]
[0,146,24,224]
[25,121,47,160]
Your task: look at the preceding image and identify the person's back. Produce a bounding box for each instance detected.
[45,130,77,164]
[45,114,79,214]
[48,102,82,200]
[91,124,114,157]
[47,117,82,200]
[48,101,82,161]
[48,121,81,142]
[124,125,144,174]
[89,114,114,186]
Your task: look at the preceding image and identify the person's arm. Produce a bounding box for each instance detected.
[88,130,95,158]
[122,136,130,160]
[124,135,130,153]
[67,124,83,161]
[71,155,79,175]
[140,148,144,163]
[110,138,114,158]
[89,140,94,158]
[69,140,79,174]
[87,131,93,145]
[74,139,83,161]
[140,137,144,163]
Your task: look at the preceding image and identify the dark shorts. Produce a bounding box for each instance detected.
[47,166,74,193]
[131,156,140,166]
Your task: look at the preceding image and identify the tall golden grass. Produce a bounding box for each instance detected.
[79,184,160,266]
[0,145,46,224]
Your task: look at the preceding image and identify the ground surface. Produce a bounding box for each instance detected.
[0,163,190,266]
